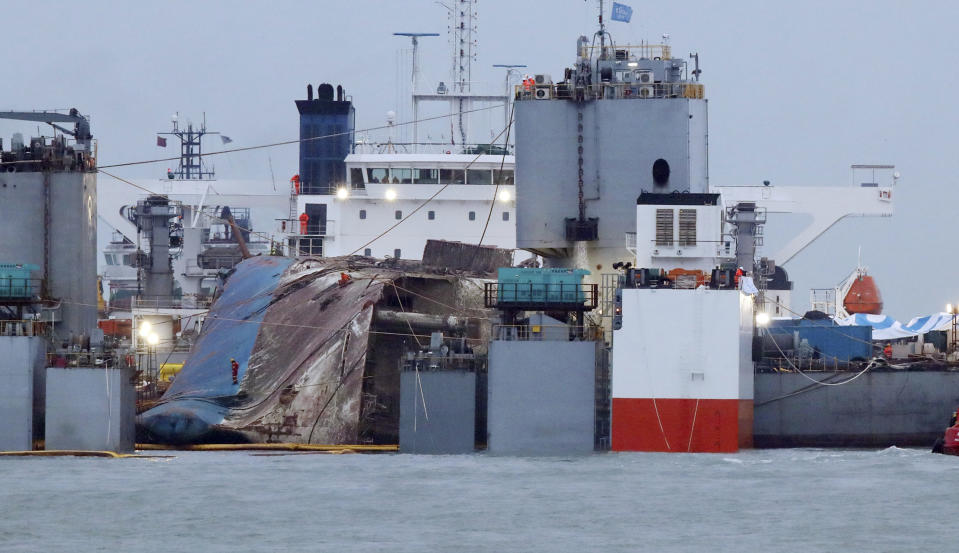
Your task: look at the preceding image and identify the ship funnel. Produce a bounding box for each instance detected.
[336,85,343,101]
[317,83,334,102]
[307,84,313,101]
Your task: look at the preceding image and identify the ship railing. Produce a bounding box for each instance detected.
[47,351,119,369]
[809,288,837,316]
[515,81,705,101]
[650,239,726,248]
[132,296,212,310]
[277,219,334,237]
[0,319,49,337]
[0,277,43,300]
[492,323,604,342]
[484,282,599,311]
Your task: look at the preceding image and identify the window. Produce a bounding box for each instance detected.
[395,210,402,220]
[468,211,476,221]
[367,168,389,183]
[428,211,435,220]
[364,248,372,257]
[359,209,366,220]
[502,211,510,221]
[104,253,116,265]
[493,169,514,185]
[466,169,492,185]
[655,209,674,246]
[394,249,401,259]
[440,169,465,184]
[414,168,439,184]
[392,168,412,184]
[678,209,697,246]
[349,168,365,188]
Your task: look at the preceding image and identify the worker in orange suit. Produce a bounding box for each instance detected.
[231,357,239,385]
[735,266,744,287]
[883,343,893,360]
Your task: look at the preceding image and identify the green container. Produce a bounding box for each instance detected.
[0,263,39,298]
[496,267,590,304]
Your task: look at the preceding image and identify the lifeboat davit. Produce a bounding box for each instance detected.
[843,274,883,314]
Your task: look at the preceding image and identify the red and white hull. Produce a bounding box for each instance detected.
[611,288,755,453]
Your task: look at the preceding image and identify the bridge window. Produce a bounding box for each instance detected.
[469,211,476,221]
[440,169,465,184]
[367,168,389,183]
[349,168,365,188]
[493,169,514,185]
[414,168,439,184]
[466,169,492,185]
[359,209,366,220]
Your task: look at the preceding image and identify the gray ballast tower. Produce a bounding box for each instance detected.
[0,109,98,341]
[514,37,707,277]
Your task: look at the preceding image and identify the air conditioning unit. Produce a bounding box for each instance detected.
[639,86,655,98]
[635,70,654,84]
[534,86,552,100]
[534,74,553,85]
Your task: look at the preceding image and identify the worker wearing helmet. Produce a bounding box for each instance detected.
[231,358,239,385]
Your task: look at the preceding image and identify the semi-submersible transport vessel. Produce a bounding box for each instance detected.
[3,1,959,454]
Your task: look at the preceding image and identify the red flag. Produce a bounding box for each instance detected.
[156,136,167,147]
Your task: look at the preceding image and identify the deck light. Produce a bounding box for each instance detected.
[385,188,398,201]
[948,304,954,314]
[755,312,771,326]
[138,320,152,337]
[336,187,349,200]
[147,333,159,346]
[498,189,511,202]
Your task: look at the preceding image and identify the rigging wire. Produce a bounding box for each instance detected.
[94,104,504,169]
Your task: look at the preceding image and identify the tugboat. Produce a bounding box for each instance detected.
[932,408,959,455]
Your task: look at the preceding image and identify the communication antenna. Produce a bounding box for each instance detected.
[159,111,218,180]
[394,32,440,153]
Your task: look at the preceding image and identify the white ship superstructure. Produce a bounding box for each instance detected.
[287,152,515,259]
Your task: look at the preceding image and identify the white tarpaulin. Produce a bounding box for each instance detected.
[835,312,955,341]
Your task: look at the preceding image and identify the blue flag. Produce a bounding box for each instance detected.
[611,2,632,23]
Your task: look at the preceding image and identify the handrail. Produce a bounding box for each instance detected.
[516,81,705,101]
[492,323,604,342]
[0,319,48,336]
[0,277,42,298]
[484,282,599,310]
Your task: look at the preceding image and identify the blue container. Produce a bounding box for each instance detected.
[767,318,873,362]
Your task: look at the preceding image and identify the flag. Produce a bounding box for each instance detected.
[220,135,233,145]
[611,2,632,22]
[156,136,167,147]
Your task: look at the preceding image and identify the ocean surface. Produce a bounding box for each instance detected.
[0,447,953,552]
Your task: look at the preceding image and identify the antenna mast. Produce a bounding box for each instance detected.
[159,112,219,180]
[449,0,477,145]
[394,32,440,153]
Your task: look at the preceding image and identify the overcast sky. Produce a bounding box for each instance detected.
[3,0,957,319]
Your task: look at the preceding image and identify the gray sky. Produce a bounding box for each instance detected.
[3,0,957,319]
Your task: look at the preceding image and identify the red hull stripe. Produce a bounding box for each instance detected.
[612,398,753,453]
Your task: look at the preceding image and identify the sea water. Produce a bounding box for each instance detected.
[0,447,952,552]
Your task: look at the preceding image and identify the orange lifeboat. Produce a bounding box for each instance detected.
[844,273,883,314]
